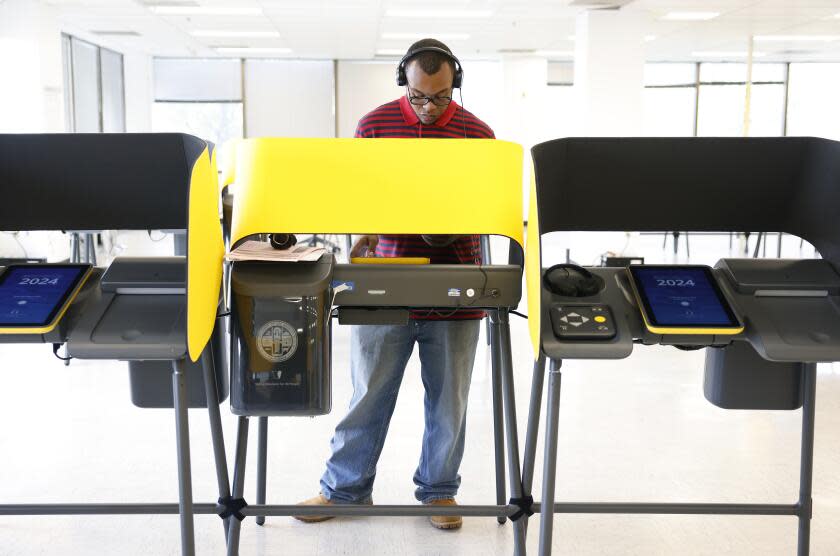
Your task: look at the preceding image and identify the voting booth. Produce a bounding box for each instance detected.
[221,137,530,555]
[521,137,840,556]
[0,133,228,556]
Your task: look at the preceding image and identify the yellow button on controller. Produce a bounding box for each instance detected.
[594,315,607,323]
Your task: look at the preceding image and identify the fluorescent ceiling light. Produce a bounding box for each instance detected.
[692,51,766,58]
[91,30,141,37]
[535,50,574,58]
[216,47,291,54]
[386,9,493,18]
[754,35,839,42]
[570,34,655,42]
[151,6,263,16]
[381,32,470,40]
[191,30,280,38]
[376,48,405,56]
[661,11,719,21]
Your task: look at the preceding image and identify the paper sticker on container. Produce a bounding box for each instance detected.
[448,288,461,297]
[331,280,355,292]
[256,320,299,363]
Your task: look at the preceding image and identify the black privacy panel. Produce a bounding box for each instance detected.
[531,136,840,266]
[0,133,207,231]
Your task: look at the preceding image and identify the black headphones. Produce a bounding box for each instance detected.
[269,233,297,250]
[396,46,464,89]
[542,264,604,298]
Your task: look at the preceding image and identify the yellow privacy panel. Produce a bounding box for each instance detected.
[525,167,542,358]
[219,139,238,190]
[231,138,524,249]
[187,147,225,362]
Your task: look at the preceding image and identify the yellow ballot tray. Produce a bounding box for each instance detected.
[350,257,430,265]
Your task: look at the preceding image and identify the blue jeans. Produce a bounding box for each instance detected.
[320,319,481,503]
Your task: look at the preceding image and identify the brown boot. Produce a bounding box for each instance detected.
[293,493,335,523]
[424,498,462,530]
[293,493,373,523]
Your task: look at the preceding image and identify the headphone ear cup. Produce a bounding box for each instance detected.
[543,269,577,297]
[578,276,603,296]
[543,265,604,298]
[452,68,463,89]
[554,280,578,297]
[396,66,407,86]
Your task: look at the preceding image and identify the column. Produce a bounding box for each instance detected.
[573,9,647,136]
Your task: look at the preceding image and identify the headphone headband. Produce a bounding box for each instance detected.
[396,46,463,88]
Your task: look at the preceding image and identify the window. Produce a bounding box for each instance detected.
[640,62,788,138]
[642,64,697,137]
[152,102,244,149]
[152,58,244,147]
[786,63,840,141]
[61,34,125,133]
[696,63,786,137]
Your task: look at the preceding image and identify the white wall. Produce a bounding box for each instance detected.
[0,0,64,132]
[336,61,398,137]
[457,60,503,136]
[244,59,335,137]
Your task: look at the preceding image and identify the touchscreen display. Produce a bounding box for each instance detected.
[629,266,739,327]
[0,265,89,326]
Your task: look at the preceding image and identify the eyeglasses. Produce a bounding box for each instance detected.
[406,87,452,107]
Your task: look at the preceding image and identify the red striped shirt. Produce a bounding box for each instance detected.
[355,96,494,320]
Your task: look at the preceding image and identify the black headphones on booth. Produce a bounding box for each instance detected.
[269,233,297,250]
[542,264,604,298]
[396,46,464,89]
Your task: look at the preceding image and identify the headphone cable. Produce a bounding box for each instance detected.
[458,88,467,139]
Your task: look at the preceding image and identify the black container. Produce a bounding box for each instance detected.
[230,257,333,416]
[128,318,229,408]
[704,340,804,410]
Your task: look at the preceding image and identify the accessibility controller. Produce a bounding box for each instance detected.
[549,304,616,340]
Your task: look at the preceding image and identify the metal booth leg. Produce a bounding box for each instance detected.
[754,232,764,259]
[70,232,80,263]
[172,358,196,556]
[491,309,527,555]
[797,364,817,556]
[85,232,97,265]
[226,416,250,556]
[256,416,268,526]
[481,235,506,525]
[521,354,547,536]
[201,347,232,540]
[491,331,507,525]
[538,359,562,556]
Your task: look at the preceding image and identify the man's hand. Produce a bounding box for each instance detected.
[350,235,379,258]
